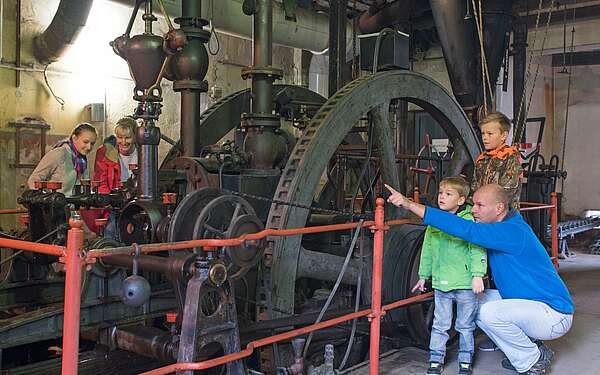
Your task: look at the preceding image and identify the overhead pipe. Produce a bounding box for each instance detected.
[430,0,480,108]
[33,0,94,65]
[109,0,352,53]
[482,0,513,104]
[357,0,424,34]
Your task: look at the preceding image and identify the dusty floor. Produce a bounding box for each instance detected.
[343,251,600,375]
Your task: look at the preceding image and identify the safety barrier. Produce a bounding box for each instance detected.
[0,192,560,375]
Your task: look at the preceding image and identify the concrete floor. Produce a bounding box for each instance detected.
[343,252,600,375]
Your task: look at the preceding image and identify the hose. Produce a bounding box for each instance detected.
[302,219,364,359]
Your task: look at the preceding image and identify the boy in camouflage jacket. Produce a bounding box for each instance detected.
[471,112,523,209]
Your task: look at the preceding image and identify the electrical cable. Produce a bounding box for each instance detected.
[560,2,577,193]
[302,219,364,359]
[43,64,65,107]
[338,228,364,370]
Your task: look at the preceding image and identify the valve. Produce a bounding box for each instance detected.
[120,243,151,307]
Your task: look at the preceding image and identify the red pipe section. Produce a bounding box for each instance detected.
[139,293,433,375]
[369,198,386,375]
[87,219,414,258]
[61,218,84,375]
[0,208,27,215]
[0,237,64,257]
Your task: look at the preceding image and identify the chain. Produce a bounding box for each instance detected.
[220,188,374,219]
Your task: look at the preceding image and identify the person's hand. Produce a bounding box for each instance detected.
[472,276,484,294]
[384,184,410,208]
[412,279,427,293]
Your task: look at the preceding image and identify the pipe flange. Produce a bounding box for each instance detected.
[241,66,284,80]
[240,113,280,129]
[208,260,228,287]
[173,79,208,92]
[180,29,211,42]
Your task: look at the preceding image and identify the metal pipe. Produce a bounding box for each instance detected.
[137,141,159,199]
[369,198,385,375]
[109,0,350,52]
[115,326,177,362]
[15,0,20,87]
[357,0,419,34]
[513,20,527,137]
[180,87,202,157]
[33,0,94,65]
[0,208,27,215]
[482,0,512,96]
[328,0,346,97]
[139,290,433,374]
[296,247,363,285]
[61,218,85,375]
[430,0,480,107]
[176,0,209,157]
[251,0,273,115]
[0,237,64,257]
[551,192,559,269]
[87,218,415,258]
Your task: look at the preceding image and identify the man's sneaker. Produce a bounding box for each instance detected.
[478,338,499,352]
[426,361,443,375]
[522,356,551,375]
[458,362,472,375]
[502,343,555,372]
[537,342,555,362]
[501,357,515,371]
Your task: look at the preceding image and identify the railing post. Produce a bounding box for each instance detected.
[369,198,386,375]
[62,217,85,375]
[550,192,559,270]
[413,186,420,204]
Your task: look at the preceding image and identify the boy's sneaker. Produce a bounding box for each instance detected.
[426,361,443,375]
[458,362,472,375]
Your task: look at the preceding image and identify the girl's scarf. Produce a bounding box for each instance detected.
[54,139,87,178]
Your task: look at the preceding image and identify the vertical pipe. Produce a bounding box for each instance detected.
[413,186,420,204]
[328,0,346,97]
[15,0,21,87]
[551,192,559,270]
[180,89,201,156]
[62,218,84,375]
[252,0,273,115]
[144,0,154,34]
[513,20,527,140]
[369,198,385,375]
[430,0,479,107]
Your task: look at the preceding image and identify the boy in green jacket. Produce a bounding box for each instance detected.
[412,177,487,375]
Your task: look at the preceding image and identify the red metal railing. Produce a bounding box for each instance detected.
[0,191,560,375]
[520,192,560,269]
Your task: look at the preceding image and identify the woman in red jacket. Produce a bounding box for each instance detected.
[90,117,137,237]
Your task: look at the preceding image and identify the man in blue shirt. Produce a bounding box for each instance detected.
[385,183,573,375]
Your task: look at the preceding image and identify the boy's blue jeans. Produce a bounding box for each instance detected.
[429,289,478,364]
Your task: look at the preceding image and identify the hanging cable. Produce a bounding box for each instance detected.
[560,2,577,193]
[302,220,364,359]
[471,0,494,115]
[43,64,65,107]
[208,0,220,55]
[338,228,364,371]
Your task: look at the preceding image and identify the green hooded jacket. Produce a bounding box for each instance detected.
[418,206,487,292]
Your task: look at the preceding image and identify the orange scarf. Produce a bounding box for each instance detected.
[476,144,519,163]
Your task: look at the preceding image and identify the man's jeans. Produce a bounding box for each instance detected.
[476,289,573,373]
[430,289,478,364]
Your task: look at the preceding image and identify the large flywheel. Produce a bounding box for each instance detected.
[267,70,482,343]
